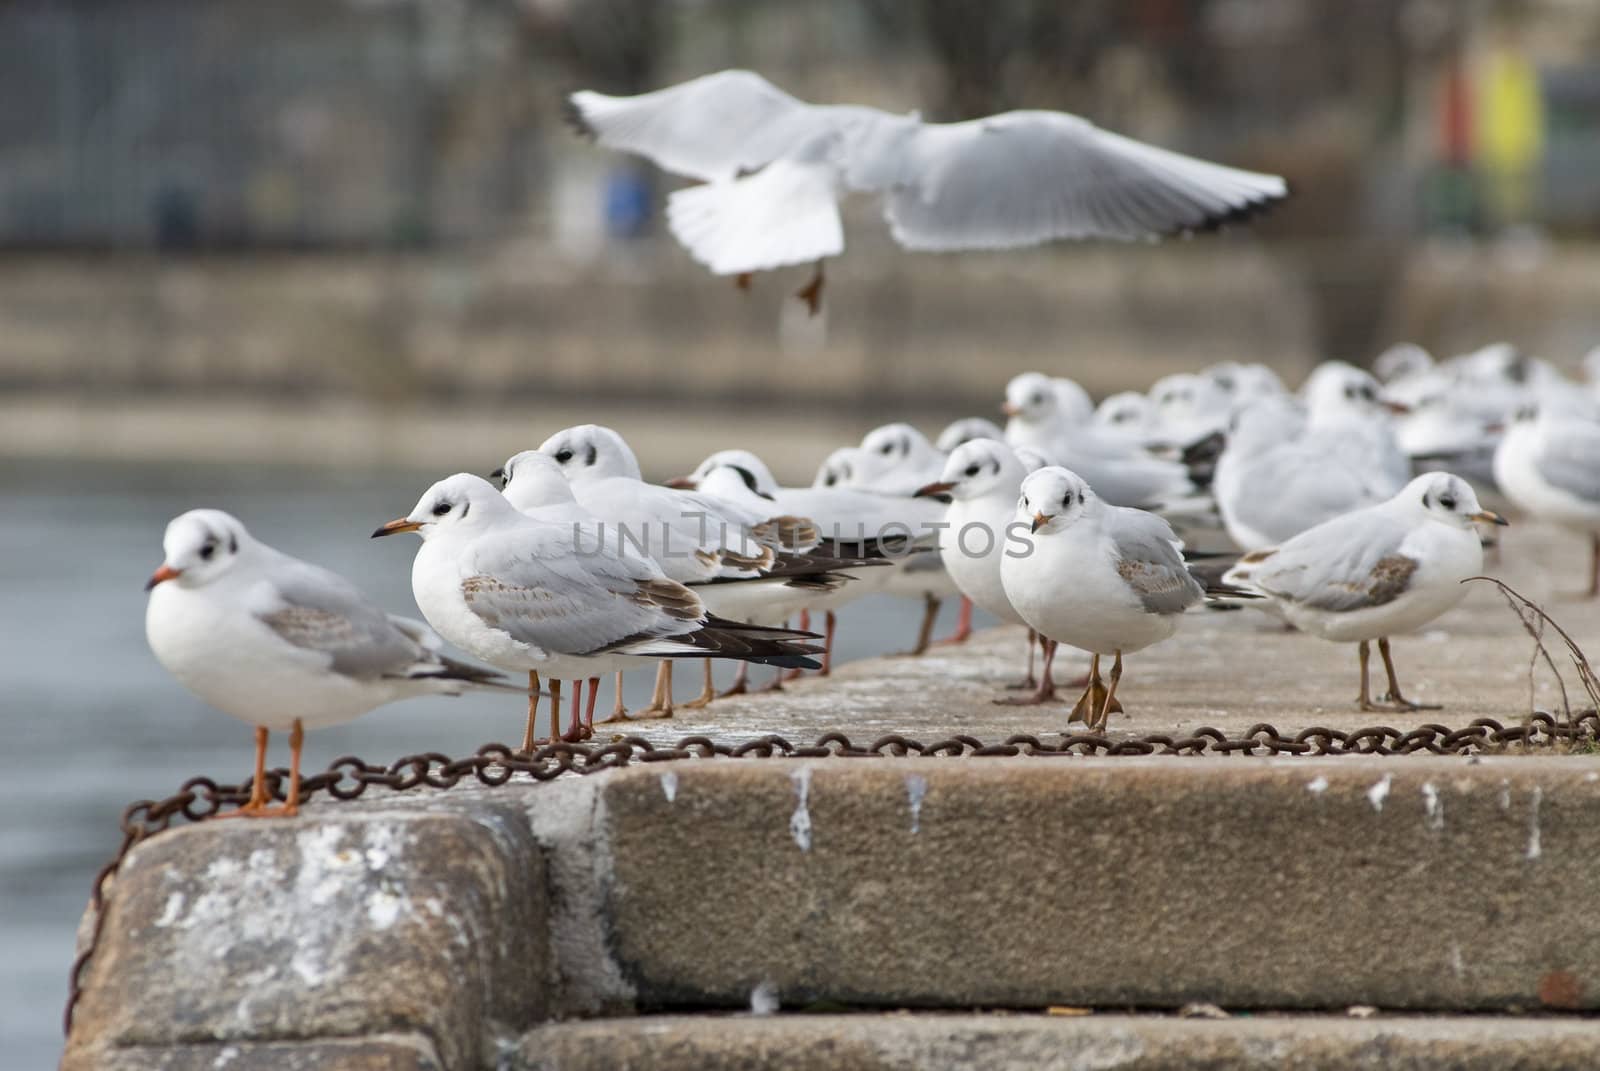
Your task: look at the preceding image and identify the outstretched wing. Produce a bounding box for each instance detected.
[568,69,837,183]
[869,110,1287,251]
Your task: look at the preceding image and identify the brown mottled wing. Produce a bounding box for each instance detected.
[1248,507,1420,614]
[1110,506,1206,615]
[259,564,429,680]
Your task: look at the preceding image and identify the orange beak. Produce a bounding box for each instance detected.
[1030,512,1053,533]
[663,476,697,489]
[915,481,955,498]
[1381,400,1411,415]
[1001,402,1021,417]
[1471,510,1509,527]
[145,563,182,591]
[371,517,422,538]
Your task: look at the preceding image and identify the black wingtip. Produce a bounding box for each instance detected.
[561,92,595,140]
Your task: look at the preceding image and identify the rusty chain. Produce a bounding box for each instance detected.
[64,709,1598,1036]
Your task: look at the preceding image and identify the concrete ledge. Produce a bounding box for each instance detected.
[514,1013,1600,1071]
[594,758,1600,1013]
[68,1034,442,1071]
[64,807,544,1071]
[65,757,1600,1069]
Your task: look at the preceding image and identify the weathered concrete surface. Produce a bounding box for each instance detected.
[621,519,1600,746]
[65,757,1600,1069]
[63,808,544,1071]
[515,1013,1600,1071]
[80,1034,442,1071]
[592,758,1600,1014]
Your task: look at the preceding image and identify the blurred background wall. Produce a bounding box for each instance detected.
[2,0,1600,455]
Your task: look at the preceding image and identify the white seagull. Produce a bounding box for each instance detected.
[1001,467,1210,730]
[374,475,821,744]
[1223,473,1506,710]
[146,509,508,818]
[916,439,1058,702]
[1493,407,1600,597]
[568,69,1288,312]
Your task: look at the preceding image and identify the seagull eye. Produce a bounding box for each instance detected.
[1031,394,1045,405]
[432,501,453,517]
[198,542,216,561]
[964,464,980,477]
[555,449,573,464]
[879,444,894,456]
[1439,495,1457,510]
[1061,492,1073,508]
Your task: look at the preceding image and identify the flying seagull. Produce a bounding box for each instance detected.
[567,69,1289,312]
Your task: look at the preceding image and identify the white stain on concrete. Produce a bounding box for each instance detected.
[1499,780,1512,812]
[1367,774,1393,812]
[1421,782,1443,831]
[1527,786,1542,861]
[660,770,678,803]
[367,889,406,930]
[906,774,928,833]
[750,980,780,1015]
[212,1044,241,1068]
[1306,776,1328,795]
[789,767,813,852]
[154,891,186,928]
[1450,942,1465,980]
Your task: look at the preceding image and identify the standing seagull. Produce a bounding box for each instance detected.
[145,509,508,818]
[1223,473,1506,710]
[567,69,1288,312]
[374,475,822,745]
[1493,407,1600,597]
[1001,468,1209,731]
[917,438,1058,702]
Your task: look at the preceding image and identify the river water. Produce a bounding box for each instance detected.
[2,458,963,1068]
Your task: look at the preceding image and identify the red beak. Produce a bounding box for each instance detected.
[145,563,182,591]
[663,476,697,489]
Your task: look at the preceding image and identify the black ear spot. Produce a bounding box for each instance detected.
[585,444,598,466]
[228,534,238,554]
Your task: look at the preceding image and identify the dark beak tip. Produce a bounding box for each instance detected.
[370,525,391,539]
[489,467,505,481]
[142,576,158,592]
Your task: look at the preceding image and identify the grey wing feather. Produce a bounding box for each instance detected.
[461,528,703,657]
[260,561,429,680]
[1247,511,1418,613]
[569,70,839,183]
[1536,423,1600,503]
[1230,449,1384,543]
[873,111,1286,251]
[1109,508,1205,614]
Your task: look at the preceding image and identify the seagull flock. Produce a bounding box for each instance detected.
[140,70,1600,817]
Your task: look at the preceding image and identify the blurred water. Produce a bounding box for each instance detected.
[1,458,961,1068]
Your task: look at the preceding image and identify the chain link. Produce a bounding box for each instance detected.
[64,709,1598,1037]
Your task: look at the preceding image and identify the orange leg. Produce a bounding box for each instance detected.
[932,596,973,646]
[596,670,629,724]
[795,261,825,316]
[519,670,541,752]
[781,612,809,683]
[581,677,600,737]
[907,595,941,656]
[220,721,301,819]
[720,661,751,698]
[821,610,836,676]
[683,660,716,708]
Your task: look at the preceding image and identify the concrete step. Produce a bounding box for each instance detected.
[65,757,1600,1069]
[514,1013,1600,1071]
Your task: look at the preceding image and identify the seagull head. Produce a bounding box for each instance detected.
[1404,473,1507,530]
[1092,391,1154,432]
[676,449,779,499]
[147,509,252,591]
[814,447,861,488]
[934,417,1005,453]
[860,422,939,470]
[537,424,641,483]
[920,439,1022,501]
[1002,372,1058,423]
[495,450,579,512]
[1017,466,1094,535]
[1305,361,1403,420]
[373,474,518,541]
